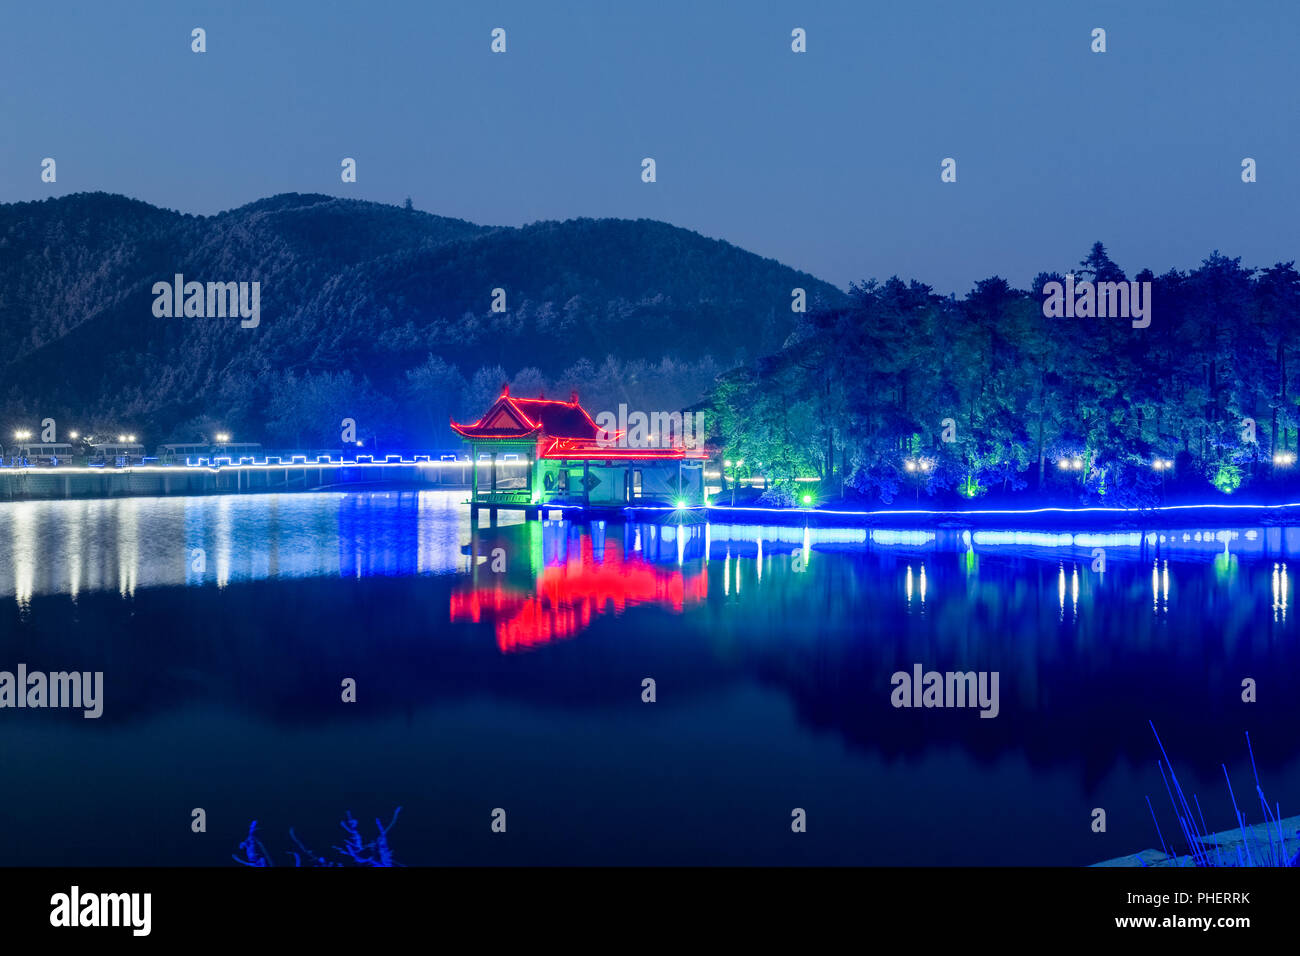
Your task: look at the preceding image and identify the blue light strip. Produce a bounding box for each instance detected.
[172,455,487,469]
[703,502,1300,517]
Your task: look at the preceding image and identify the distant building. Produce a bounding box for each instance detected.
[451,389,707,508]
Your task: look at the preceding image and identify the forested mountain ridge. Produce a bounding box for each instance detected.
[0,192,844,446]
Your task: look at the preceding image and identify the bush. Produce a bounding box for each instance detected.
[755,484,797,508]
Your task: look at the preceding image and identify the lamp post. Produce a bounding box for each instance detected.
[13,429,31,466]
[904,457,932,502]
[1057,456,1085,495]
[724,458,745,506]
[1152,458,1173,502]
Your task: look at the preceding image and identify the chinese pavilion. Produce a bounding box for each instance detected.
[450,388,707,511]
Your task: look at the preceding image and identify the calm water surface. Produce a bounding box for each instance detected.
[1,491,1298,865]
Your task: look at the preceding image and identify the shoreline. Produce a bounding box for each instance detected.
[4,467,1300,530]
[1093,813,1300,867]
[700,501,1300,530]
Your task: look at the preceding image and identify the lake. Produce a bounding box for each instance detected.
[1,490,1297,865]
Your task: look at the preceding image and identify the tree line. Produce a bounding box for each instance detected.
[709,244,1300,507]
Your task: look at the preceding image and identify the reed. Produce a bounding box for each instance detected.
[233,808,403,867]
[1146,722,1298,867]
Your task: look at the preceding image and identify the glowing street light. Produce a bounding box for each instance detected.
[801,494,813,506]
[904,457,933,502]
[1274,451,1297,466]
[69,431,79,440]
[215,432,231,443]
[722,458,746,504]
[14,430,31,441]
[1152,457,1174,501]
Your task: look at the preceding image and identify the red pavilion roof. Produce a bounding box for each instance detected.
[450,389,599,441]
[451,388,707,459]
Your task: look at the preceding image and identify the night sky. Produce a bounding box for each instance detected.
[1,0,1295,293]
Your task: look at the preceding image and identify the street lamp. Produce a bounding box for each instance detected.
[1152,458,1173,500]
[724,458,745,504]
[215,432,231,443]
[1274,451,1296,466]
[1057,457,1085,497]
[904,457,933,500]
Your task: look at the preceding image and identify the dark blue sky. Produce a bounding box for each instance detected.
[1,0,1295,293]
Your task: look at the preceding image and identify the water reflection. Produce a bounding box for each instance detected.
[0,492,474,600]
[4,493,1300,631]
[1153,559,1170,615]
[449,520,709,651]
[5,492,1300,865]
[1274,562,1289,622]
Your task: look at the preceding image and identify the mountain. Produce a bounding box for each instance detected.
[0,192,846,447]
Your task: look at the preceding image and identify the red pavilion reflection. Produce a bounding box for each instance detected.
[450,528,708,652]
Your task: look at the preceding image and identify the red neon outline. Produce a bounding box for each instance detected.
[453,394,707,457]
[450,393,543,438]
[509,395,602,433]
